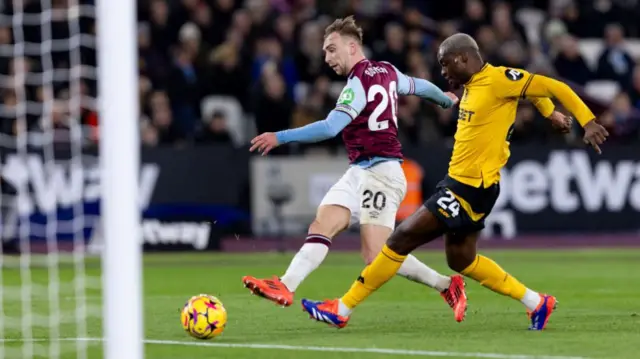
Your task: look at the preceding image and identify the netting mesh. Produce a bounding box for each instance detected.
[0,1,102,358]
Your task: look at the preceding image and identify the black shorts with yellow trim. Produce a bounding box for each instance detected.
[424,175,500,233]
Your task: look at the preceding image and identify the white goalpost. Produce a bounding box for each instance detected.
[0,0,143,358]
[97,0,143,358]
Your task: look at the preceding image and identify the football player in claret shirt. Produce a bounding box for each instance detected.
[302,33,609,331]
[243,16,469,322]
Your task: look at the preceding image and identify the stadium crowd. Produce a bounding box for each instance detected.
[1,0,640,150]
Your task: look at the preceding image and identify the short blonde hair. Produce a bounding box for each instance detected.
[324,15,363,44]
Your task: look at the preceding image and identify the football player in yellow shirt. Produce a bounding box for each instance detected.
[300,33,609,331]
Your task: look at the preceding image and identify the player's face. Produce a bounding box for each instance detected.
[323,32,351,76]
[437,50,470,90]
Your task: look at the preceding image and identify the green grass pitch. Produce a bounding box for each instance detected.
[1,248,639,358]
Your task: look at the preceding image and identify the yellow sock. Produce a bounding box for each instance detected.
[461,255,527,300]
[340,245,407,309]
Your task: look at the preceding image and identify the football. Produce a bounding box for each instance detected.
[180,294,228,340]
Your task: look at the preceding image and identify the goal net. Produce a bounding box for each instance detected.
[0,0,142,358]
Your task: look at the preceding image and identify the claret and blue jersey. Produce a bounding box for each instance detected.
[275,59,455,168]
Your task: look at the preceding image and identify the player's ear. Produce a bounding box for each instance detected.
[349,40,357,55]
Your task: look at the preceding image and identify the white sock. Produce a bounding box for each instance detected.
[521,288,541,311]
[338,299,352,316]
[280,234,331,292]
[397,254,452,292]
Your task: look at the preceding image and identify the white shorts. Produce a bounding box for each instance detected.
[319,161,407,229]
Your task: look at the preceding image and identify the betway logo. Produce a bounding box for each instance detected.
[494,150,640,213]
[1,154,160,214]
[141,220,211,250]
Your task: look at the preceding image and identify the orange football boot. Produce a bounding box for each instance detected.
[440,274,468,322]
[242,275,294,307]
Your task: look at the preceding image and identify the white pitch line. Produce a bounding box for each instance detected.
[0,337,590,359]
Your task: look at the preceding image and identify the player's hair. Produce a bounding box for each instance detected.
[440,33,480,56]
[324,15,363,44]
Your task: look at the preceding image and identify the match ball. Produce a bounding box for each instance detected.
[180,294,227,340]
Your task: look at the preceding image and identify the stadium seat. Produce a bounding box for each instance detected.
[515,8,545,45]
[584,80,620,102]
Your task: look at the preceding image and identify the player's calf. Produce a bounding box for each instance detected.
[243,204,350,307]
[278,205,350,292]
[444,233,478,273]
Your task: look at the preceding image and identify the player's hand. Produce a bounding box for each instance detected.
[548,111,572,134]
[444,92,459,107]
[250,132,280,156]
[582,120,609,154]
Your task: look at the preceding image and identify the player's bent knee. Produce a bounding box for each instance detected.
[362,253,375,265]
[308,205,351,238]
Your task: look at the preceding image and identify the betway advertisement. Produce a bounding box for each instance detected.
[0,145,250,252]
[403,145,640,238]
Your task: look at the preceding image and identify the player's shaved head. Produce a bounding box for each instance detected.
[439,33,480,57]
[437,33,484,90]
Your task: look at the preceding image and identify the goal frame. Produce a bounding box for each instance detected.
[97,0,143,358]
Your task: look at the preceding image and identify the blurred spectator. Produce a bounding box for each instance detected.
[600,92,640,143]
[290,75,340,151]
[460,0,487,37]
[553,34,592,86]
[491,2,527,46]
[475,26,499,62]
[274,13,296,57]
[376,22,407,72]
[195,111,233,144]
[192,1,223,48]
[148,0,173,52]
[295,21,332,83]
[167,43,202,138]
[252,67,293,146]
[203,42,250,109]
[251,36,297,95]
[628,65,640,109]
[141,117,160,147]
[373,0,404,46]
[138,21,170,89]
[0,90,18,135]
[0,26,11,74]
[555,0,588,37]
[596,23,635,87]
[147,90,184,145]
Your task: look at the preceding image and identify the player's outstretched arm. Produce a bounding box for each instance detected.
[249,110,351,155]
[497,70,609,153]
[390,65,458,108]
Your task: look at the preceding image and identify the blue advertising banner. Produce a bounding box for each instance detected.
[0,145,250,252]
